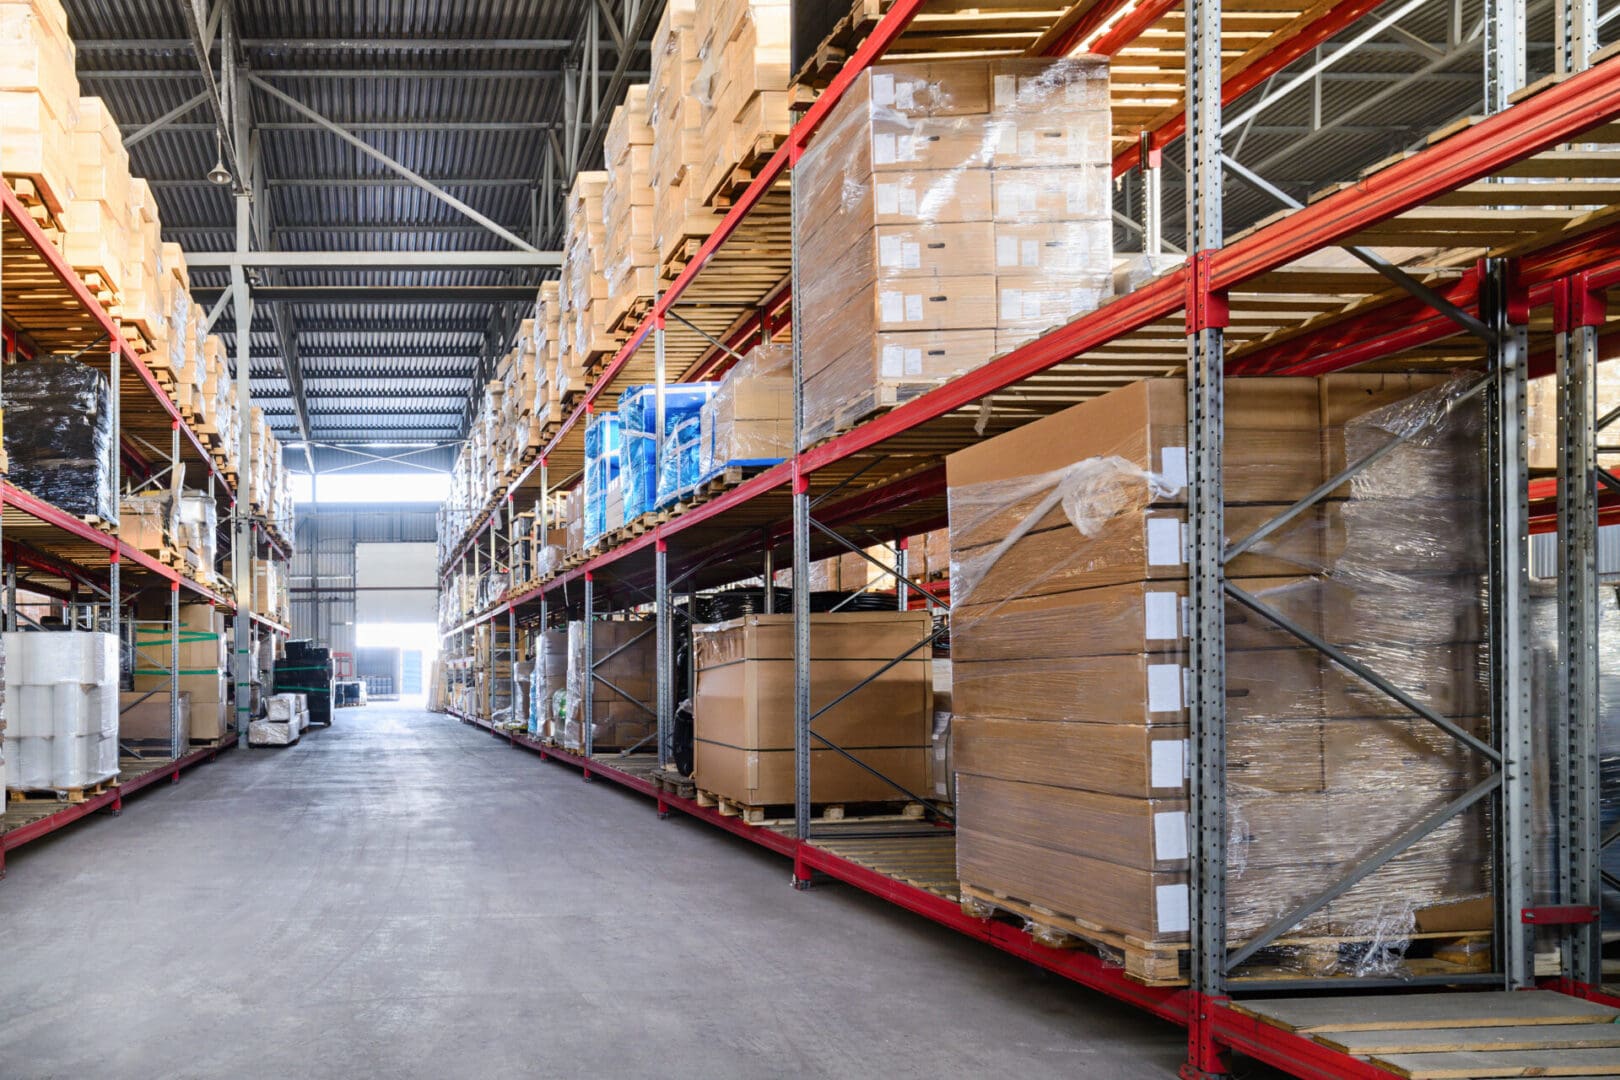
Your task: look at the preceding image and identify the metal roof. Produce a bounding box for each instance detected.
[60,0,648,476]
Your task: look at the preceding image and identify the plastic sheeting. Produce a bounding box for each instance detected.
[2,631,119,791]
[3,360,116,521]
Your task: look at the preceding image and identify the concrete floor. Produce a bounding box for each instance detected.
[0,703,1199,1079]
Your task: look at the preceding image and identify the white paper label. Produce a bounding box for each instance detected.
[879,234,903,268]
[1020,239,1041,267]
[996,235,1018,267]
[1154,811,1189,862]
[993,73,1016,108]
[1156,883,1191,934]
[1149,739,1186,789]
[879,291,905,324]
[873,132,897,165]
[1018,128,1037,158]
[1066,180,1088,215]
[1146,516,1182,566]
[902,241,920,270]
[875,183,900,216]
[1143,592,1179,641]
[895,134,916,162]
[1022,290,1042,319]
[871,73,895,106]
[1146,663,1183,713]
[903,347,923,376]
[999,288,1021,321]
[896,80,915,111]
[904,293,924,322]
[880,344,905,378]
[897,187,918,217]
[1159,446,1188,490]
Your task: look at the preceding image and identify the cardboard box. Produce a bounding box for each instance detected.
[693,611,932,806]
[953,716,1190,799]
[117,690,193,742]
[957,774,1189,871]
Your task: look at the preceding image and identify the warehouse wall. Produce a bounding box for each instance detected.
[288,503,441,654]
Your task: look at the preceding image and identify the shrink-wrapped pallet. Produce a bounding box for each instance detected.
[691,0,791,203]
[3,360,115,521]
[796,57,1112,442]
[647,0,719,265]
[583,412,623,544]
[602,87,659,327]
[562,619,657,751]
[618,382,717,522]
[948,373,1492,977]
[695,342,792,483]
[2,631,118,791]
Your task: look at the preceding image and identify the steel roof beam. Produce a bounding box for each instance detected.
[245,73,541,253]
[85,68,647,80]
[124,121,561,134]
[151,177,534,188]
[122,90,211,149]
[184,251,559,268]
[194,285,540,303]
[78,38,587,51]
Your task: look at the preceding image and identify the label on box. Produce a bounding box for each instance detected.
[1145,517,1183,566]
[1159,447,1188,490]
[905,294,924,322]
[880,291,906,324]
[875,182,917,218]
[1156,883,1191,934]
[1146,662,1183,713]
[1143,591,1180,641]
[878,234,921,270]
[1150,739,1189,789]
[880,344,905,378]
[873,131,898,165]
[872,72,895,106]
[993,74,1016,108]
[1154,810,1189,862]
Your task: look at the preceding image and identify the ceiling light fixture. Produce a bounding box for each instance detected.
[207,131,231,186]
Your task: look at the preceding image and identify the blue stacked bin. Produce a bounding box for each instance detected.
[583,411,622,544]
[618,383,717,522]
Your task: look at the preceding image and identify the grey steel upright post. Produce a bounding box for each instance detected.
[1557,276,1602,986]
[583,570,595,761]
[1183,0,1228,1070]
[1485,259,1535,988]
[170,412,182,760]
[656,539,671,769]
[507,496,519,728]
[790,148,814,857]
[108,336,121,669]
[232,191,254,749]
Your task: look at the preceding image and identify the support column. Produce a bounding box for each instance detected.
[1556,275,1603,986]
[507,495,519,728]
[1486,258,1535,989]
[1183,0,1229,1071]
[232,191,254,749]
[171,418,182,759]
[1485,0,1526,112]
[583,570,595,761]
[789,140,814,858]
[108,336,121,666]
[655,539,671,769]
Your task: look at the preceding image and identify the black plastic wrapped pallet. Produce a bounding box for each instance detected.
[276,640,334,724]
[2,360,116,521]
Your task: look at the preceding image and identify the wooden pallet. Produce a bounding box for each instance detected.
[649,768,697,800]
[707,131,792,211]
[1232,991,1620,1078]
[695,787,925,827]
[664,464,778,515]
[8,777,115,805]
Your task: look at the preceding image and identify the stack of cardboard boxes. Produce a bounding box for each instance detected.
[796,57,1113,442]
[692,0,791,203]
[559,171,614,368]
[563,619,657,750]
[947,374,1491,964]
[602,87,659,331]
[130,602,229,744]
[0,0,77,217]
[696,342,793,482]
[646,0,720,271]
[692,610,933,808]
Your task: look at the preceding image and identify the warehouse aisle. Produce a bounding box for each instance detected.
[0,704,1190,1079]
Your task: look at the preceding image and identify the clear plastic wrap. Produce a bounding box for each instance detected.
[583,411,623,544]
[618,383,718,522]
[947,373,1492,976]
[562,618,657,751]
[178,494,217,574]
[120,491,177,554]
[3,360,116,521]
[690,0,791,200]
[248,717,300,746]
[696,342,792,481]
[2,631,120,791]
[795,57,1112,444]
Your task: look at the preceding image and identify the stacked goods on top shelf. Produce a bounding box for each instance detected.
[946,373,1490,980]
[533,280,566,421]
[796,56,1113,443]
[4,631,116,793]
[247,408,293,532]
[0,0,78,216]
[602,86,659,331]
[692,0,792,205]
[3,360,116,522]
[64,95,131,305]
[1529,361,1620,471]
[559,171,613,369]
[692,610,933,809]
[647,0,721,272]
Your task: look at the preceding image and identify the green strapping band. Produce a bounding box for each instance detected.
[275,684,331,695]
[134,667,222,676]
[275,665,332,673]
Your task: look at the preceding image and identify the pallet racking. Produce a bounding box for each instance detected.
[0,177,289,876]
[438,1,1620,1075]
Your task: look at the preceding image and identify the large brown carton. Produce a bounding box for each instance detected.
[958,774,1189,872]
[953,716,1189,799]
[118,690,195,742]
[693,611,932,807]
